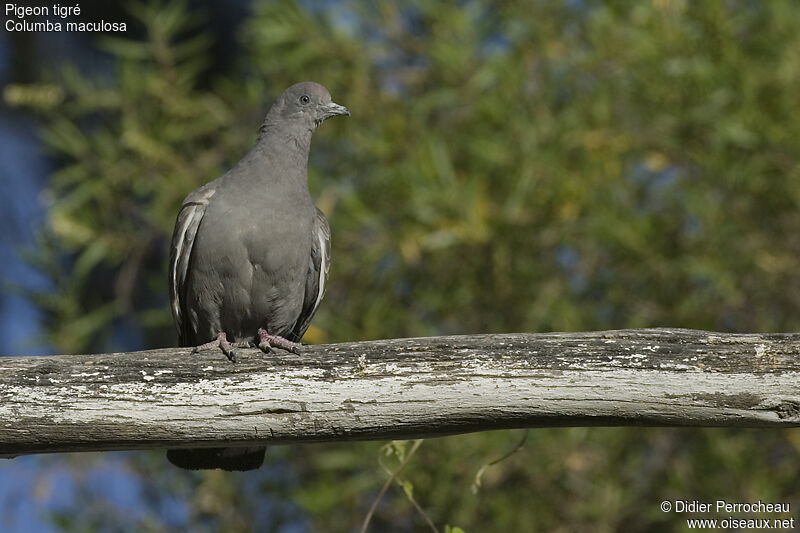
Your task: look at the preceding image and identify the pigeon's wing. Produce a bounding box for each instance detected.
[288,207,331,342]
[169,185,216,346]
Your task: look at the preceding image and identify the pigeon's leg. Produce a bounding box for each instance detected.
[257,328,302,355]
[193,332,239,363]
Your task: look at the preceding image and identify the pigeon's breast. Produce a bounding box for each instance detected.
[186,188,315,343]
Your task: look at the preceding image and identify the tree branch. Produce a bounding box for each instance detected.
[1,328,799,457]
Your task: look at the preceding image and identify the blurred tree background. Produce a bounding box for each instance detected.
[4,0,800,531]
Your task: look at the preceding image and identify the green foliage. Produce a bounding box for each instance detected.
[7,0,257,352]
[7,0,800,531]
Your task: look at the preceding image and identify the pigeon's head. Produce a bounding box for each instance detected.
[269,82,350,132]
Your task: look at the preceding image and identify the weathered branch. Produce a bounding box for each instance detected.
[2,328,800,457]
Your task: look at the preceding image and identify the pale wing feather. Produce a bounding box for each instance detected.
[169,187,215,344]
[289,208,331,342]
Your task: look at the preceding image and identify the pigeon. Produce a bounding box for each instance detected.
[165,82,349,470]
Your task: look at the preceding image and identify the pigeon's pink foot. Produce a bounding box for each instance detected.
[257,328,302,354]
[192,332,247,363]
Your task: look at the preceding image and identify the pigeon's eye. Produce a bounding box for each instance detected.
[300,95,310,104]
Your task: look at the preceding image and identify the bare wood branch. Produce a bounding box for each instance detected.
[1,328,800,457]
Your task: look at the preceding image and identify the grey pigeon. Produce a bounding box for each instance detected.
[166,82,348,471]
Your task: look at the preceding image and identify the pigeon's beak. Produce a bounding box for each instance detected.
[320,101,350,119]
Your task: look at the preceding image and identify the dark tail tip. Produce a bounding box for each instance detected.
[167,447,266,471]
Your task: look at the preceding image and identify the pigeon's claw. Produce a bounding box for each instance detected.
[258,328,302,354]
[257,336,273,354]
[192,332,238,363]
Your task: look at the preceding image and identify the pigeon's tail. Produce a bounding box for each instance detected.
[167,447,266,471]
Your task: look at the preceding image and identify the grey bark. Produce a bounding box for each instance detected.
[1,328,799,457]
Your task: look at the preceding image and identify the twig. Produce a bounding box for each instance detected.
[376,444,439,533]
[360,439,428,533]
[472,430,529,494]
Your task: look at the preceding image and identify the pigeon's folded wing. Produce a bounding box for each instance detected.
[289,207,331,342]
[169,185,216,346]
